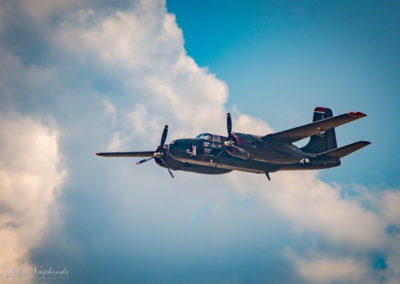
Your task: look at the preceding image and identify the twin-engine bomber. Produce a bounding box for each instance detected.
[96,107,370,180]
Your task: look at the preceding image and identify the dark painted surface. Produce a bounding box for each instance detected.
[97,107,369,178]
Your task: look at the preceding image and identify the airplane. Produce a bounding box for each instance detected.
[96,107,370,180]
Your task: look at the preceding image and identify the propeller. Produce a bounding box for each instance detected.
[160,125,168,147]
[230,144,251,159]
[159,158,174,178]
[136,125,174,178]
[227,112,232,137]
[137,157,153,165]
[216,113,251,160]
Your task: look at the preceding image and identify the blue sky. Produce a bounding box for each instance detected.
[0,1,399,283]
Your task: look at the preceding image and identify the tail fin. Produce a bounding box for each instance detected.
[318,141,370,159]
[301,107,337,154]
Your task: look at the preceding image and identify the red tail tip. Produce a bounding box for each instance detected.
[136,161,139,165]
[227,113,231,116]
[348,111,366,118]
[96,152,99,155]
[314,107,326,113]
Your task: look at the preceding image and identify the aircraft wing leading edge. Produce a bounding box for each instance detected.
[262,112,366,143]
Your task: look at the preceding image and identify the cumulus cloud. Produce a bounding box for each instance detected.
[227,116,400,283]
[52,0,228,139]
[21,0,83,21]
[226,115,386,244]
[0,0,399,283]
[288,251,367,283]
[0,114,65,279]
[101,99,116,127]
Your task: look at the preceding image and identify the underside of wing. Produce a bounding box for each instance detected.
[96,151,154,157]
[262,112,366,143]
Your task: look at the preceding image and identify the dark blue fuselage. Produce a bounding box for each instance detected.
[157,133,340,175]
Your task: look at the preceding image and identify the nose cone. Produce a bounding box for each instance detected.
[168,139,195,159]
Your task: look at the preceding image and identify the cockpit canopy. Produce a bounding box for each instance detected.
[195,133,211,140]
[195,133,222,142]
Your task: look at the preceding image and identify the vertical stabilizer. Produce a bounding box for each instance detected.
[301,107,337,154]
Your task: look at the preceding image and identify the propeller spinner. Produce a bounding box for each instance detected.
[216,113,251,160]
[137,125,174,178]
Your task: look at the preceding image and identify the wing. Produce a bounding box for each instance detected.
[96,151,154,157]
[262,112,366,143]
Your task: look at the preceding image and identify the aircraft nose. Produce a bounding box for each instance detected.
[168,139,194,159]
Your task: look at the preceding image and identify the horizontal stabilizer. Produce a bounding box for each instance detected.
[318,141,370,159]
[96,151,154,157]
[263,111,366,143]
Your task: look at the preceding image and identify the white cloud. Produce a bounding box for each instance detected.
[227,116,400,282]
[0,113,66,278]
[288,251,367,283]
[381,191,400,226]
[226,116,385,248]
[52,0,228,139]
[270,173,385,248]
[21,0,83,22]
[0,0,399,283]
[101,99,116,127]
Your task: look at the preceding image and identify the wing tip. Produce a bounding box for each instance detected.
[348,111,366,118]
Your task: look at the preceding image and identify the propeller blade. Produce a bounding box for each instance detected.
[136,157,154,165]
[160,125,168,147]
[227,113,232,137]
[215,148,225,159]
[166,168,174,178]
[231,144,251,159]
[160,158,174,178]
